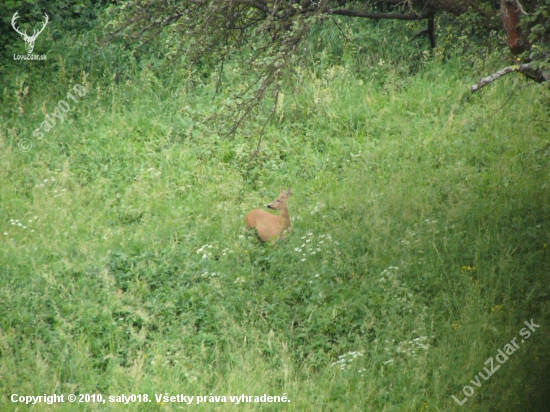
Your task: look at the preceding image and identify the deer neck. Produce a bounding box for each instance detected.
[279,206,290,229]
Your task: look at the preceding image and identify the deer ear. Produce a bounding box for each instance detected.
[286,188,292,196]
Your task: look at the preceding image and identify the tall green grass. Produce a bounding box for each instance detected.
[1,28,550,411]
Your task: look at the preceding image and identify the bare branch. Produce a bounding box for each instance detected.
[411,28,429,41]
[331,16,350,42]
[327,8,430,20]
[249,87,279,164]
[470,64,534,92]
[514,0,533,16]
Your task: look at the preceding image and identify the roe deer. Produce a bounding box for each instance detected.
[246,188,291,242]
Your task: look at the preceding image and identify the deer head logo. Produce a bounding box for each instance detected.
[11,11,49,54]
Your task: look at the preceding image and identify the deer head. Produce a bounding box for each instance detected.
[12,11,49,54]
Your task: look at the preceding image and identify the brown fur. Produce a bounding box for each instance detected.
[245,188,291,242]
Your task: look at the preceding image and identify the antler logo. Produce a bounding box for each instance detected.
[11,11,49,54]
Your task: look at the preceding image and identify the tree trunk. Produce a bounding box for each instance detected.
[500,0,527,55]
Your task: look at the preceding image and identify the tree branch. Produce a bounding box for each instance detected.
[514,0,534,16]
[427,8,435,48]
[326,8,430,20]
[410,7,435,47]
[470,64,534,92]
[249,87,279,165]
[411,28,429,41]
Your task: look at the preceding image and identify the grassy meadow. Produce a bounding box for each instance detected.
[1,18,550,411]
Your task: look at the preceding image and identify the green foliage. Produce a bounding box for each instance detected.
[434,10,504,69]
[520,0,550,77]
[305,17,431,79]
